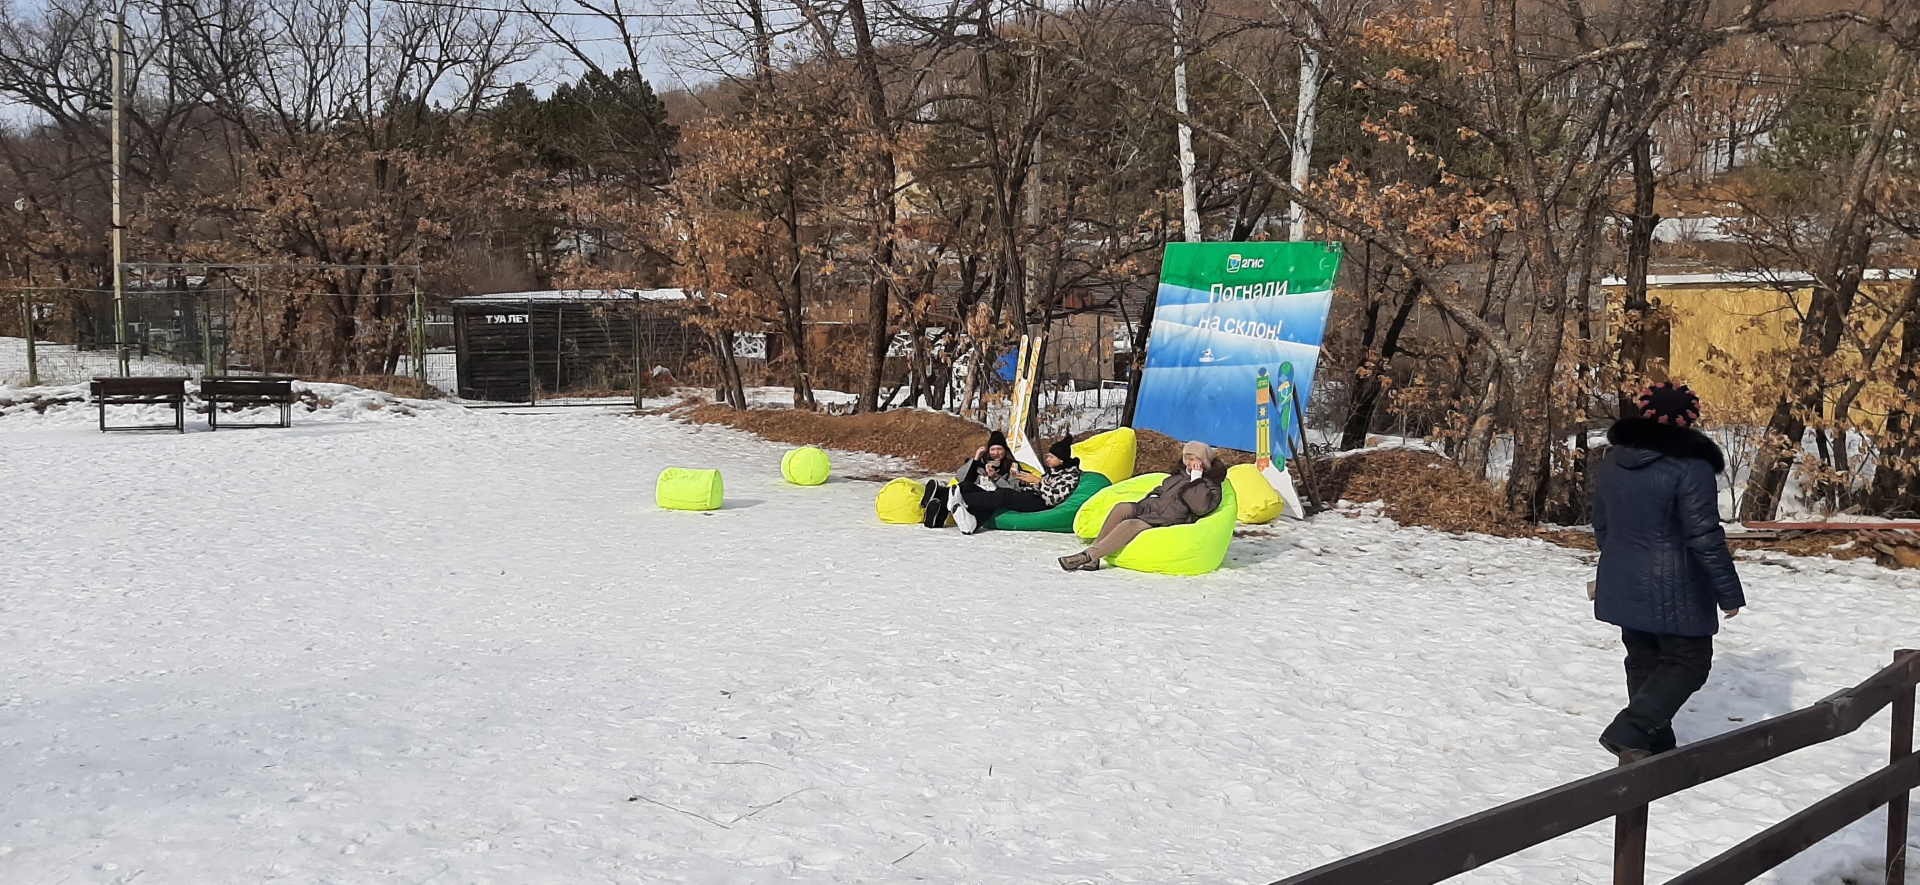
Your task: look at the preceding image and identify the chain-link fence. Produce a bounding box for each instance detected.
[6,285,1153,418]
[3,286,453,394]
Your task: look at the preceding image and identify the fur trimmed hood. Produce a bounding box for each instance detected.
[1606,418,1726,474]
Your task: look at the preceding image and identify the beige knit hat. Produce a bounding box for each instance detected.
[1181,440,1213,464]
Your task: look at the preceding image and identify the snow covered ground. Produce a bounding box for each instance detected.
[1,392,1915,884]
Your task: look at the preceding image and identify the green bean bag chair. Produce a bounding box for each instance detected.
[657,467,725,511]
[1226,463,1284,524]
[987,472,1113,533]
[1074,427,1138,484]
[1072,472,1238,576]
[781,446,832,486]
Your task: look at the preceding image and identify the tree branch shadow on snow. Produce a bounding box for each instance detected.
[1218,531,1297,570]
[1677,647,1805,744]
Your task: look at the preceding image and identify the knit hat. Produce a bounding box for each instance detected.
[985,430,1010,452]
[1181,440,1213,465]
[1048,433,1078,466]
[1636,382,1702,427]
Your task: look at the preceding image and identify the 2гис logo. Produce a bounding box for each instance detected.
[1226,253,1267,273]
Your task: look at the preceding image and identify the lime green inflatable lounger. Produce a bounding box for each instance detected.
[987,472,1113,533]
[1072,472,1238,575]
[657,467,725,511]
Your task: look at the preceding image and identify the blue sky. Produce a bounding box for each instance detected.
[0,0,760,125]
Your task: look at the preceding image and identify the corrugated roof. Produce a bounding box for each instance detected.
[1599,270,1919,287]
[451,288,700,305]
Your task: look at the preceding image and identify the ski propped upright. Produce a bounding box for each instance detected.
[1255,364,1307,520]
[1006,331,1047,473]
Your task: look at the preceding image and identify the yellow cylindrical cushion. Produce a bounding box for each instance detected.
[1226,463,1284,524]
[876,477,927,524]
[781,446,832,486]
[656,467,725,511]
[1073,427,1138,484]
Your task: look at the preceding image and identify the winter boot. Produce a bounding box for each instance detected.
[1599,723,1652,765]
[952,499,979,534]
[1058,553,1091,571]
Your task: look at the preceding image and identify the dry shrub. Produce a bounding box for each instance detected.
[1315,449,1530,537]
[1130,428,1254,475]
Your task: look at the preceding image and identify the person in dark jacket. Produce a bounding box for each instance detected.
[922,430,1040,531]
[1058,440,1226,571]
[1592,382,1746,763]
[1033,435,1086,509]
[947,433,1087,535]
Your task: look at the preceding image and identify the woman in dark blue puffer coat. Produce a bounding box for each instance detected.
[1591,382,1747,763]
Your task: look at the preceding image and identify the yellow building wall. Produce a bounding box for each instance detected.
[1625,282,1908,429]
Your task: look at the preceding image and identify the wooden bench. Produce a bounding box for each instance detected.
[200,376,298,430]
[90,377,190,433]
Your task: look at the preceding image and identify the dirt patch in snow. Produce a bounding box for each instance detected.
[685,405,993,473]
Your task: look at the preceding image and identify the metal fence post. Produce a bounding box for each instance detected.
[526,299,538,406]
[255,270,269,376]
[641,310,656,410]
[202,294,215,378]
[412,283,426,387]
[22,289,39,387]
[1890,648,1916,885]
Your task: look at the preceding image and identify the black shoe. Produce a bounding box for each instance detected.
[1599,716,1655,763]
[922,486,949,528]
[1649,726,1677,755]
[920,480,940,509]
[1599,734,1651,765]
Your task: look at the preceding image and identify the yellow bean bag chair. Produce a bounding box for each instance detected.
[781,446,832,486]
[1073,427,1138,484]
[1226,463,1284,524]
[876,477,928,524]
[657,467,725,511]
[1073,472,1238,576]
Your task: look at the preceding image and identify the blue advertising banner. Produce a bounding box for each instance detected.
[1132,241,1344,458]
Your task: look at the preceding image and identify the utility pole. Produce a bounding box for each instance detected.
[1169,0,1201,243]
[1288,0,1325,242]
[110,4,128,376]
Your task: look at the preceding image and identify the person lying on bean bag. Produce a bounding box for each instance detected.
[923,429,1029,530]
[1058,440,1226,571]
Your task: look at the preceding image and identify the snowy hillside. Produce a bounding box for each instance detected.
[0,394,1914,884]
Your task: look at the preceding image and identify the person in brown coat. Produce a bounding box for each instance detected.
[1058,440,1227,572]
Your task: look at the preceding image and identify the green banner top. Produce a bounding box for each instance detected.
[1156,241,1343,294]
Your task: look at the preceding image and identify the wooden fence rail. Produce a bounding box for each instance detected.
[1269,649,1919,885]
